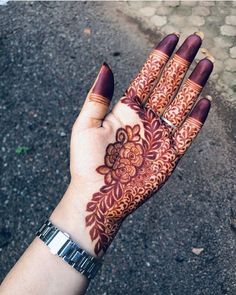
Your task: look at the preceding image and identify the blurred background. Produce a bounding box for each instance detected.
[0,1,235,294]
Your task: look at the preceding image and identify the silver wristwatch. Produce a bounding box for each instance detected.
[37,220,102,279]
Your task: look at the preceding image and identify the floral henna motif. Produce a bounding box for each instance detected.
[126,50,169,103]
[86,104,178,255]
[147,54,190,116]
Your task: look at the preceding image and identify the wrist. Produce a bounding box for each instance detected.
[50,183,103,258]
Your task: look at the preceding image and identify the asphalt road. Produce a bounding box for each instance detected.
[0,2,236,295]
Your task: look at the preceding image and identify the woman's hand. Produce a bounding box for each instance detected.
[52,32,213,257]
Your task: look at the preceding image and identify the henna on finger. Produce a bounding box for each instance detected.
[162,58,213,129]
[124,33,179,103]
[88,62,114,107]
[147,32,203,115]
[174,97,211,156]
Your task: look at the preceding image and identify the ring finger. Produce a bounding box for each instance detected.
[161,57,214,130]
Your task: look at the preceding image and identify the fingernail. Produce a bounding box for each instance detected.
[189,98,211,124]
[200,48,215,63]
[194,31,204,40]
[189,58,214,86]
[92,62,114,101]
[206,95,212,101]
[175,34,202,62]
[155,33,179,56]
[173,32,180,38]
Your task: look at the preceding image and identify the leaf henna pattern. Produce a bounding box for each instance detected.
[125,50,169,103]
[163,79,203,128]
[147,54,190,115]
[85,99,182,255]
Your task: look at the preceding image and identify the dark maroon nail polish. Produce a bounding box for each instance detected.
[92,62,114,101]
[176,34,202,62]
[189,58,214,86]
[155,33,179,56]
[189,98,211,124]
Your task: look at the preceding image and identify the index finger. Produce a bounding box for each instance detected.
[124,33,179,104]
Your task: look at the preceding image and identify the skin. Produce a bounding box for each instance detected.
[0,32,213,294]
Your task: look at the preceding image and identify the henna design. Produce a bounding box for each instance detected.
[147,54,190,115]
[174,117,202,156]
[86,102,178,254]
[126,50,169,102]
[89,93,110,107]
[162,78,202,128]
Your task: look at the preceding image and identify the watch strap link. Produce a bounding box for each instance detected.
[37,220,102,279]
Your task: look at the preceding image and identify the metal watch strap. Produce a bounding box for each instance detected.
[37,220,102,279]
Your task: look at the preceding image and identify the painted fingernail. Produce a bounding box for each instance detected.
[92,62,114,101]
[189,98,211,124]
[176,34,202,62]
[194,31,204,40]
[189,58,214,86]
[155,33,179,56]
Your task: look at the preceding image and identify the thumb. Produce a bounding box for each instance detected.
[77,62,114,129]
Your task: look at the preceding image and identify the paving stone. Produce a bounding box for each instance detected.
[192,6,210,16]
[169,15,189,26]
[212,59,224,74]
[180,26,198,37]
[222,71,236,88]
[206,15,223,24]
[164,1,180,7]
[201,1,216,6]
[180,1,197,7]
[150,15,167,27]
[220,25,236,37]
[138,6,156,17]
[162,24,180,35]
[211,5,231,15]
[214,36,234,49]
[230,8,236,16]
[230,46,236,58]
[187,15,205,26]
[225,58,236,72]
[121,0,235,107]
[175,6,192,16]
[211,47,229,61]
[225,15,236,26]
[156,6,174,16]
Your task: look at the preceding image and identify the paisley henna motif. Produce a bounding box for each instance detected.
[125,50,169,103]
[147,54,190,115]
[162,78,202,128]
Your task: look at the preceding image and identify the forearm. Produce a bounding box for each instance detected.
[0,184,97,295]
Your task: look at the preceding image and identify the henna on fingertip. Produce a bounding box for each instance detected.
[188,58,214,87]
[155,33,179,56]
[124,33,179,102]
[162,57,213,128]
[189,97,211,124]
[175,33,202,62]
[89,63,114,105]
[174,97,211,156]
